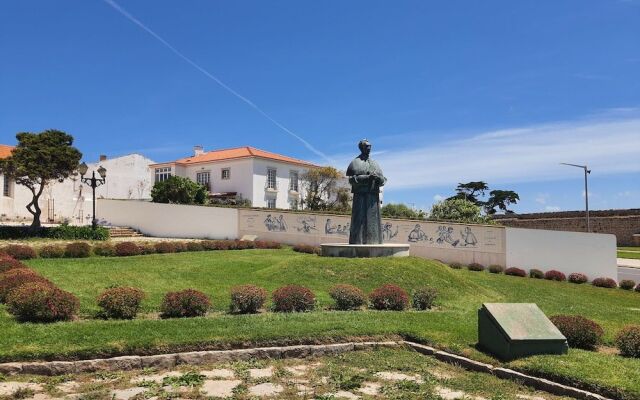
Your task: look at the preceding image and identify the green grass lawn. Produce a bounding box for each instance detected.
[618,251,640,260]
[0,249,637,398]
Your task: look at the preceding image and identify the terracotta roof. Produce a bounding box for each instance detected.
[0,145,14,159]
[153,146,318,167]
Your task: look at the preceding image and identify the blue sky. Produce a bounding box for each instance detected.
[1,0,639,213]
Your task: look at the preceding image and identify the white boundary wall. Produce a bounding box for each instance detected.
[98,199,238,239]
[505,228,617,280]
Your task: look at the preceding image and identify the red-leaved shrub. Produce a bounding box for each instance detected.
[467,263,485,272]
[93,243,116,257]
[616,325,640,358]
[0,254,26,273]
[505,267,526,277]
[6,282,79,322]
[292,244,321,255]
[255,240,282,249]
[155,242,177,254]
[544,270,566,281]
[160,289,210,318]
[97,287,145,319]
[412,286,438,310]
[2,245,37,260]
[529,269,544,279]
[488,265,504,274]
[568,273,588,284]
[115,242,142,257]
[138,243,156,255]
[329,284,366,310]
[234,240,255,250]
[65,242,91,258]
[186,241,204,252]
[369,284,409,311]
[272,285,315,312]
[39,245,65,258]
[201,240,231,251]
[229,284,268,314]
[448,262,463,270]
[550,315,604,350]
[620,280,636,290]
[173,242,188,253]
[636,283,640,293]
[0,269,51,303]
[592,277,617,289]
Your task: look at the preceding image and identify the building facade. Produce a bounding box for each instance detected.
[150,146,318,209]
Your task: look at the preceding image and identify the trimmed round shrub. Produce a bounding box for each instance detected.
[369,284,409,311]
[329,284,366,311]
[592,277,617,289]
[529,269,544,279]
[138,243,156,255]
[235,240,255,250]
[39,244,65,259]
[2,245,37,260]
[272,285,315,312]
[448,262,463,270]
[6,282,79,322]
[115,241,142,257]
[93,243,116,257]
[292,243,321,255]
[615,325,640,358]
[186,241,204,252]
[550,315,604,350]
[505,267,526,277]
[97,287,145,319]
[488,265,504,274]
[544,270,566,281]
[620,280,636,291]
[568,273,588,284]
[160,289,211,318]
[0,254,26,273]
[636,283,640,293]
[65,242,91,258]
[0,269,51,303]
[467,263,485,272]
[173,242,188,253]
[155,242,177,254]
[255,240,282,249]
[229,284,268,314]
[412,286,438,310]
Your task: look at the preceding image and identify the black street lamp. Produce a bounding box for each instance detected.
[78,162,107,229]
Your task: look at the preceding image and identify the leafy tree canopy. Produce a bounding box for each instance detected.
[381,203,425,220]
[0,130,82,228]
[447,181,489,204]
[301,166,351,212]
[151,176,207,205]
[484,190,520,215]
[448,181,519,214]
[428,198,493,224]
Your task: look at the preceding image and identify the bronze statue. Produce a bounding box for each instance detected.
[346,139,386,244]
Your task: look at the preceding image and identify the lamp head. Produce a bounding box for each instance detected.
[97,166,107,179]
[78,162,88,176]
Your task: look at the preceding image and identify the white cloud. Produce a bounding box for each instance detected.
[544,206,562,212]
[433,194,445,202]
[327,111,640,190]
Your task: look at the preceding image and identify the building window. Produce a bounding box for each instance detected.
[289,198,298,210]
[196,171,210,191]
[289,170,299,192]
[267,168,277,189]
[221,168,230,180]
[2,177,12,197]
[154,167,172,183]
[267,199,276,209]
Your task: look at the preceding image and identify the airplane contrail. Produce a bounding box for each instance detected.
[102,0,332,163]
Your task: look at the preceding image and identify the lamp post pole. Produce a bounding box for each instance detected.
[560,163,591,232]
[78,163,107,229]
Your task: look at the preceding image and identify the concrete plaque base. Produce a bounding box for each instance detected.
[320,243,410,258]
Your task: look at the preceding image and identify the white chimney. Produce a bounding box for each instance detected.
[193,145,204,156]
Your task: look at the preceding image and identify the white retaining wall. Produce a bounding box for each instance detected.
[98,199,238,239]
[505,228,617,280]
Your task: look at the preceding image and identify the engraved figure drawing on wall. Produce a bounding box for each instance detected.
[436,225,460,247]
[460,226,478,247]
[264,214,287,232]
[408,223,431,243]
[382,222,399,241]
[295,216,317,233]
[325,218,349,236]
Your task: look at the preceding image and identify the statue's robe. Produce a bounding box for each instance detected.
[346,155,386,244]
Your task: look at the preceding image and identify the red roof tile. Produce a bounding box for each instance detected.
[153,146,318,167]
[0,145,14,159]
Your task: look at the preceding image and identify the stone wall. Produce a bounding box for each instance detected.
[494,209,640,246]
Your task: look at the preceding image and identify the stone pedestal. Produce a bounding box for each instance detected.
[320,243,410,258]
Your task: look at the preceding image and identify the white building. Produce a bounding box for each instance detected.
[0,144,154,225]
[150,146,319,209]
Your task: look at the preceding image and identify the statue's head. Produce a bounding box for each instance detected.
[358,139,372,157]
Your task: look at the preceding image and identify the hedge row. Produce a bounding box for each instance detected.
[449,262,639,292]
[1,239,282,260]
[0,225,109,240]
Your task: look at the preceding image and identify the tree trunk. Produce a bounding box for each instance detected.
[26,182,45,230]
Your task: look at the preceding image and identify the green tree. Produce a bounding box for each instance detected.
[381,203,425,220]
[151,176,207,205]
[484,190,520,214]
[300,166,351,211]
[447,181,489,205]
[0,130,82,229]
[428,198,493,224]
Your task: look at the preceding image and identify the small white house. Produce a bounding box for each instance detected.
[150,146,319,209]
[0,144,154,224]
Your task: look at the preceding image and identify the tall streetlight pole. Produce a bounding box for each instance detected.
[560,163,591,232]
[78,162,107,229]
